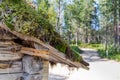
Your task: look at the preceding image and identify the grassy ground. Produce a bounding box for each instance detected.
[79,43,103,50]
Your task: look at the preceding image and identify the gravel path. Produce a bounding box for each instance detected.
[49,48,120,80]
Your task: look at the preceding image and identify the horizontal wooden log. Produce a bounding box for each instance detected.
[21,47,49,55]
[49,53,77,67]
[73,62,89,70]
[21,47,59,63]
[21,50,49,60]
[0,41,15,45]
[0,63,11,69]
[34,43,49,50]
[0,45,22,51]
[0,52,23,61]
[49,56,59,62]
[0,73,23,80]
[0,51,14,54]
[0,35,17,40]
[0,61,23,73]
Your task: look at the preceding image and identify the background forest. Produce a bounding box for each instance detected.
[0,0,120,61]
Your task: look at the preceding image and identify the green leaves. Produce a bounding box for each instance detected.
[4,20,14,30]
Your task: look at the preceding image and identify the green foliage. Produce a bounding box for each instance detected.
[54,42,67,53]
[97,49,106,57]
[4,20,14,30]
[0,0,55,36]
[70,46,83,61]
[37,0,57,27]
[79,43,103,49]
[72,49,82,61]
[111,54,120,61]
[98,45,120,61]
[99,0,120,47]
[55,45,66,53]
[71,40,81,45]
[71,46,83,53]
[64,0,98,44]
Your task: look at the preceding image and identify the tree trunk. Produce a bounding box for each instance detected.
[75,32,78,46]
[114,0,118,47]
[105,26,108,51]
[118,0,120,46]
[56,0,62,35]
[85,27,88,43]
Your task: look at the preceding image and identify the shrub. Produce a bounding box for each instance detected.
[98,45,120,61]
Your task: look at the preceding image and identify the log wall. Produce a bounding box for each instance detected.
[0,40,49,80]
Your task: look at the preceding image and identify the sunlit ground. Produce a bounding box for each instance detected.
[49,61,120,80]
[49,48,120,80]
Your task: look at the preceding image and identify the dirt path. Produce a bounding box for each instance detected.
[80,48,107,62]
[67,48,120,80]
[49,48,120,80]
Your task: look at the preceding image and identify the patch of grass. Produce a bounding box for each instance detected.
[55,44,67,54]
[79,43,103,50]
[97,49,106,58]
[70,46,83,61]
[71,46,83,53]
[72,49,82,61]
[97,46,120,61]
[111,54,120,61]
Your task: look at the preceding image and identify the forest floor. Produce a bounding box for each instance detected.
[49,48,120,80]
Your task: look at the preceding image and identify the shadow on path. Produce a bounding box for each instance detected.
[80,48,108,62]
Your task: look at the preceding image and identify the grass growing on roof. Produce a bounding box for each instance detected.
[70,46,83,61]
[71,46,83,54]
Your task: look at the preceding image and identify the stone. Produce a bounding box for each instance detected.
[22,56,43,74]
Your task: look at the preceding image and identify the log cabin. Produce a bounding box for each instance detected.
[0,23,89,80]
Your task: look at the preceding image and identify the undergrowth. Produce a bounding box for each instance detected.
[98,46,120,61]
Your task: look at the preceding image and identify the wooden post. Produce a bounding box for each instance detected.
[42,60,49,80]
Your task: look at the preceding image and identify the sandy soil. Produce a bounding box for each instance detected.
[49,48,120,80]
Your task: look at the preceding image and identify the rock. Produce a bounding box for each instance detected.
[22,56,43,74]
